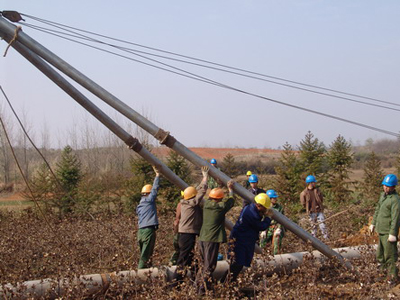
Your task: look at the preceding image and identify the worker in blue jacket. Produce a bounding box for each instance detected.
[224,193,272,282]
[136,166,160,269]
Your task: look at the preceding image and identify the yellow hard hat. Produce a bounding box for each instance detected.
[183,186,197,200]
[246,171,252,176]
[141,184,152,194]
[209,188,224,200]
[254,193,271,209]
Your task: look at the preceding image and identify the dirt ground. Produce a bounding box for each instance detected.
[1,194,400,299]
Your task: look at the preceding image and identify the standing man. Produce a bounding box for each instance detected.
[208,158,219,189]
[242,171,252,189]
[260,189,285,255]
[136,166,160,269]
[224,193,272,282]
[170,194,182,266]
[175,166,209,282]
[243,174,266,207]
[370,174,400,283]
[300,175,328,240]
[197,180,235,294]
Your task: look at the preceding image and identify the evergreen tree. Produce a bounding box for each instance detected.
[159,151,193,205]
[299,131,327,176]
[361,151,384,203]
[55,145,82,215]
[273,142,302,204]
[326,135,354,202]
[222,153,238,178]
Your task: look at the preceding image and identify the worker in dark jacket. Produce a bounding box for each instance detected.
[225,193,272,282]
[136,166,160,269]
[197,180,235,294]
[370,174,400,283]
[243,174,266,207]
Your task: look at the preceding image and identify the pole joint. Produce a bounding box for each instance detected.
[125,136,142,152]
[155,128,176,147]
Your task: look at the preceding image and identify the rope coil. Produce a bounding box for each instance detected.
[3,25,22,57]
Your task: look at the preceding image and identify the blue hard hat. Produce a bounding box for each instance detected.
[305,175,316,183]
[217,253,223,261]
[210,158,217,164]
[382,174,398,187]
[248,174,258,183]
[267,189,278,198]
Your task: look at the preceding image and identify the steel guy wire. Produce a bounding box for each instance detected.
[21,13,400,108]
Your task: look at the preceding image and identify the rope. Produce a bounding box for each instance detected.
[3,25,21,57]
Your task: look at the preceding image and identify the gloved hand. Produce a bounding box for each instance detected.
[369,225,375,233]
[388,234,397,242]
[260,231,266,240]
[274,228,281,236]
[152,166,160,176]
[201,166,209,177]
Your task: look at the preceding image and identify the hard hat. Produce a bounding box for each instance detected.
[248,174,258,183]
[183,186,197,200]
[255,193,271,209]
[382,174,398,187]
[141,184,152,194]
[211,158,217,164]
[246,171,252,176]
[267,189,278,198]
[209,188,224,200]
[305,175,317,183]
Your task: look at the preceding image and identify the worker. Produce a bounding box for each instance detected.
[243,174,266,207]
[370,174,400,284]
[174,166,209,283]
[208,158,219,189]
[197,180,235,294]
[136,166,160,269]
[242,171,252,189]
[223,193,272,282]
[169,192,183,266]
[260,189,285,255]
[300,175,328,239]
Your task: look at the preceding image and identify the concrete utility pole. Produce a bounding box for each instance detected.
[0,14,348,266]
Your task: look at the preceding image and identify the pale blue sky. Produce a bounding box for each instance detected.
[1,1,399,149]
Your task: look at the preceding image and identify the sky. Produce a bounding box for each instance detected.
[1,1,399,149]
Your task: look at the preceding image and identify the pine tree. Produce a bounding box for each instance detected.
[326,135,354,202]
[222,153,238,178]
[298,131,327,179]
[162,150,193,205]
[273,142,302,204]
[55,145,82,215]
[361,151,384,203]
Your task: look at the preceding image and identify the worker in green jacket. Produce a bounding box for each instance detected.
[260,189,285,255]
[197,180,235,294]
[370,174,400,283]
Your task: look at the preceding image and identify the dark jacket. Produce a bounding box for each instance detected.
[230,203,271,266]
[243,187,266,207]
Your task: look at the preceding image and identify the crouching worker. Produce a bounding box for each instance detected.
[197,180,235,294]
[260,189,285,255]
[174,166,209,284]
[224,193,272,282]
[370,174,400,284]
[136,166,160,269]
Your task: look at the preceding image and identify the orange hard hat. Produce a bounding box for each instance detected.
[209,188,224,200]
[183,186,197,200]
[141,184,152,194]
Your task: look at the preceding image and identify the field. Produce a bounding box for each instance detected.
[1,190,400,299]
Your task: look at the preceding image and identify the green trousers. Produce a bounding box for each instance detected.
[170,233,180,265]
[137,227,156,269]
[260,227,284,255]
[377,233,398,278]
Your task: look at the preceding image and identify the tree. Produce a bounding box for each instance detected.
[396,149,400,178]
[55,145,82,215]
[326,135,354,202]
[273,142,302,204]
[222,153,238,178]
[161,150,193,205]
[361,151,384,203]
[298,131,327,179]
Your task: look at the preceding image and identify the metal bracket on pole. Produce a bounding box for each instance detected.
[155,128,176,148]
[125,136,142,152]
